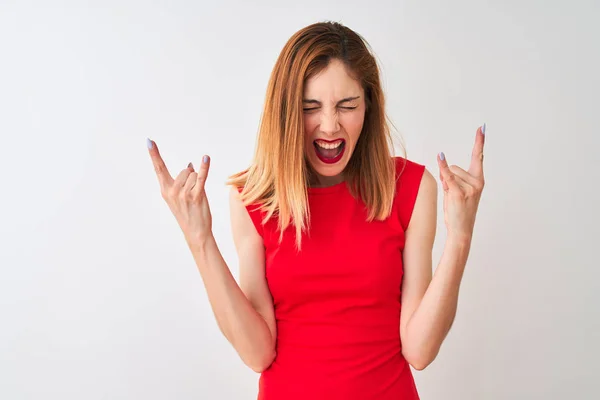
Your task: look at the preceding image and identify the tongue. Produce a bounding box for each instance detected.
[316,145,341,159]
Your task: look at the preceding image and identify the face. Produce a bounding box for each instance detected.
[303,59,366,187]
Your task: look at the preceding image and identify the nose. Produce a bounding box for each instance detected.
[319,109,340,135]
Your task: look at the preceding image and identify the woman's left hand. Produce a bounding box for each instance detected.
[437,124,486,243]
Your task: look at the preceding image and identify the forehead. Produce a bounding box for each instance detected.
[303,59,363,100]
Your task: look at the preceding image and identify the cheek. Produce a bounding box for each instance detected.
[342,112,365,141]
[303,114,319,137]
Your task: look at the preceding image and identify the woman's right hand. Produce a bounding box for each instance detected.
[147,138,213,244]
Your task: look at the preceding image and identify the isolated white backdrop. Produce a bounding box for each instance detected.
[1,1,598,399]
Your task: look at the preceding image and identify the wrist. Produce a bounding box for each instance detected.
[446,229,472,246]
[186,232,215,254]
[440,234,471,275]
[446,233,472,256]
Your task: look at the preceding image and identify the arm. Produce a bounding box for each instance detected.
[400,126,486,371]
[185,187,276,373]
[146,141,276,373]
[400,169,470,371]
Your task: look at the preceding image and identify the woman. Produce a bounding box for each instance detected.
[147,21,485,400]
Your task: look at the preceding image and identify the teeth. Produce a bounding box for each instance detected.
[315,140,343,150]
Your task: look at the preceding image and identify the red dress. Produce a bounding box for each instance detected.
[244,157,425,400]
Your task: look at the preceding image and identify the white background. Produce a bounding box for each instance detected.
[1,0,598,399]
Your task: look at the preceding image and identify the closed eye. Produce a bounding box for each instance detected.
[303,106,357,112]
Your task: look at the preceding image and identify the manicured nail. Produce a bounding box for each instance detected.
[188,162,194,169]
[481,123,486,135]
[439,152,445,161]
[146,138,153,149]
[203,155,209,164]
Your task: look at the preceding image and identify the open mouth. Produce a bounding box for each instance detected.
[313,139,345,164]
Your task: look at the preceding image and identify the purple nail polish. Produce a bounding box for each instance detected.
[440,152,445,161]
[203,155,209,164]
[146,138,153,149]
[481,123,486,135]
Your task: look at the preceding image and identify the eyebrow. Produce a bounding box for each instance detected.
[302,96,361,105]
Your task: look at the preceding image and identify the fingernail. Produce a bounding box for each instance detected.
[440,152,445,161]
[203,155,209,164]
[481,123,486,135]
[146,138,153,149]
[188,162,194,169]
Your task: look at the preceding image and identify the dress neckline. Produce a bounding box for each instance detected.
[307,180,347,195]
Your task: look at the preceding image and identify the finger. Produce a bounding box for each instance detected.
[183,162,196,191]
[147,138,174,188]
[439,171,448,192]
[449,165,478,187]
[438,153,449,191]
[192,155,211,197]
[184,171,198,192]
[440,173,448,192]
[451,173,470,191]
[438,152,461,193]
[468,124,485,178]
[174,164,194,187]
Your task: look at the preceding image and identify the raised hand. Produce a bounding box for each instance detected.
[147,138,213,244]
[437,125,486,242]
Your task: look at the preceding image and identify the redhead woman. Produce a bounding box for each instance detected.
[147,21,485,400]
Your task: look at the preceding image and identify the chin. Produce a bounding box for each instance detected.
[306,154,351,184]
[311,163,346,176]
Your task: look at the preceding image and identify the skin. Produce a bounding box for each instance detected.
[302,59,366,187]
[146,58,486,372]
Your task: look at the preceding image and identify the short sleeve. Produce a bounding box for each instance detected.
[394,157,426,231]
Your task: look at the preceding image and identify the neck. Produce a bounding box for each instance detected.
[308,172,345,188]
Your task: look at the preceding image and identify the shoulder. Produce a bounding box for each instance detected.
[393,156,436,195]
[393,156,436,229]
[229,185,265,241]
[228,185,246,210]
[393,156,431,192]
[394,156,424,176]
[228,186,248,227]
